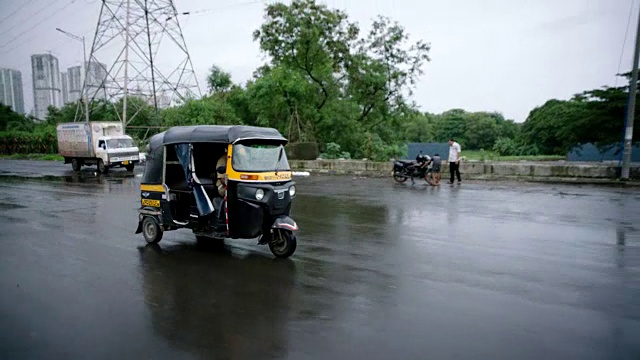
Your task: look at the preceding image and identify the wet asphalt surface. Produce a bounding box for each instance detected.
[0,160,639,359]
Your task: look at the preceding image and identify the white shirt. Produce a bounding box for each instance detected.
[448,142,461,162]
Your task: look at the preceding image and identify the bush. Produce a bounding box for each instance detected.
[493,137,540,156]
[0,128,58,155]
[320,142,351,159]
[285,142,320,160]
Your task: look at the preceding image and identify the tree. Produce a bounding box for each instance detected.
[348,16,430,126]
[520,99,587,154]
[252,0,431,157]
[206,65,233,94]
[253,0,359,111]
[464,113,498,150]
[0,103,31,131]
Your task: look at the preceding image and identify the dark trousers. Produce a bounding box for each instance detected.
[449,162,461,183]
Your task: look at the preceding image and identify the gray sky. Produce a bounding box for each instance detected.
[0,0,635,122]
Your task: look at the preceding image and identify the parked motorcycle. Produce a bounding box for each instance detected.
[392,152,435,185]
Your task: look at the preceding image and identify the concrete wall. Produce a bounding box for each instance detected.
[289,159,640,180]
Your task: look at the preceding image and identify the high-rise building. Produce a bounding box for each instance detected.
[61,72,69,105]
[0,68,25,114]
[85,61,107,100]
[31,54,62,120]
[67,65,82,103]
[66,61,107,104]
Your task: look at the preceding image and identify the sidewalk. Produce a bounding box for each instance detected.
[289,159,640,185]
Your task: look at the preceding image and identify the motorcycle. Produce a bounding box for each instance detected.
[392,152,435,185]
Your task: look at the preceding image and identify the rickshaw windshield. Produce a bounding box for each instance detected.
[232,143,290,172]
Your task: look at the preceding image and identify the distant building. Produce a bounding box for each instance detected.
[61,72,69,105]
[0,68,25,114]
[148,94,172,109]
[85,61,108,100]
[67,65,83,103]
[31,54,62,120]
[66,61,108,103]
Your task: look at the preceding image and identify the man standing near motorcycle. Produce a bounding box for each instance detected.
[448,138,461,184]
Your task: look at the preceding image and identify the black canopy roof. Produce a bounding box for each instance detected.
[160,125,287,145]
[141,125,288,184]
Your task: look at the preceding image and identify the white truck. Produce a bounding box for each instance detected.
[56,121,140,173]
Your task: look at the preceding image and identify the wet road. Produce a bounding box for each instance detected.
[1,160,640,359]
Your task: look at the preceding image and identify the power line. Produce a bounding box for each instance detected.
[0,0,78,50]
[178,0,266,17]
[616,0,636,87]
[0,0,37,25]
[0,0,61,34]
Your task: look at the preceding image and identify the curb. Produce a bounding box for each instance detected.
[295,169,640,187]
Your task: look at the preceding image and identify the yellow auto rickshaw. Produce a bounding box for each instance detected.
[135,125,299,258]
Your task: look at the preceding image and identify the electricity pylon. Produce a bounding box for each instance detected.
[75,0,202,130]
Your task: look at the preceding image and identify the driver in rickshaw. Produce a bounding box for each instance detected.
[215,152,226,197]
[212,146,249,197]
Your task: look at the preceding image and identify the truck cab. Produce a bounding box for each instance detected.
[96,135,140,172]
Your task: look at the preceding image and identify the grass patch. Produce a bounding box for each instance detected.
[462,150,565,162]
[0,153,64,161]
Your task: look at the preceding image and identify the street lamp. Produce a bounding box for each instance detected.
[56,27,89,124]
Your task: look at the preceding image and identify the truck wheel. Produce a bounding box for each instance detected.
[71,158,81,172]
[97,159,108,174]
[125,163,135,171]
[142,216,163,244]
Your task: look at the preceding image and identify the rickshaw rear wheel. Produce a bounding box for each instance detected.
[268,229,297,258]
[142,216,163,244]
[125,163,135,171]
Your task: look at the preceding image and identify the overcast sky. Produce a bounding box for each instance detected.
[0,0,635,122]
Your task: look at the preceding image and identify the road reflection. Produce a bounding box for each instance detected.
[137,243,297,359]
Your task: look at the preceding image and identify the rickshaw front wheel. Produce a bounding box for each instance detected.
[268,229,297,258]
[142,216,163,244]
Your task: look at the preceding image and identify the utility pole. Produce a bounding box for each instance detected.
[621,4,640,180]
[122,0,131,130]
[56,27,89,123]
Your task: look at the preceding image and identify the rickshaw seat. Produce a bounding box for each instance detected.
[197,177,214,186]
[167,180,191,192]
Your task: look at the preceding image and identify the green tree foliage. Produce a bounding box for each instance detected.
[519,76,638,155]
[0,103,35,132]
[400,109,520,151]
[251,0,430,157]
[0,104,57,155]
[206,65,233,94]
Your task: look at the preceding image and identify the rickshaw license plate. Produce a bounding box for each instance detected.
[142,199,160,207]
[123,161,129,165]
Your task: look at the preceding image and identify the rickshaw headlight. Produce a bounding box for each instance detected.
[289,185,296,197]
[255,189,265,201]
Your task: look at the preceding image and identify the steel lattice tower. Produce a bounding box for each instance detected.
[75,0,202,128]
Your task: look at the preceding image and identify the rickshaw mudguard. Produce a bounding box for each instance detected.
[271,216,299,231]
[135,207,163,234]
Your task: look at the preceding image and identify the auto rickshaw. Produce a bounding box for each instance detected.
[134,125,299,258]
